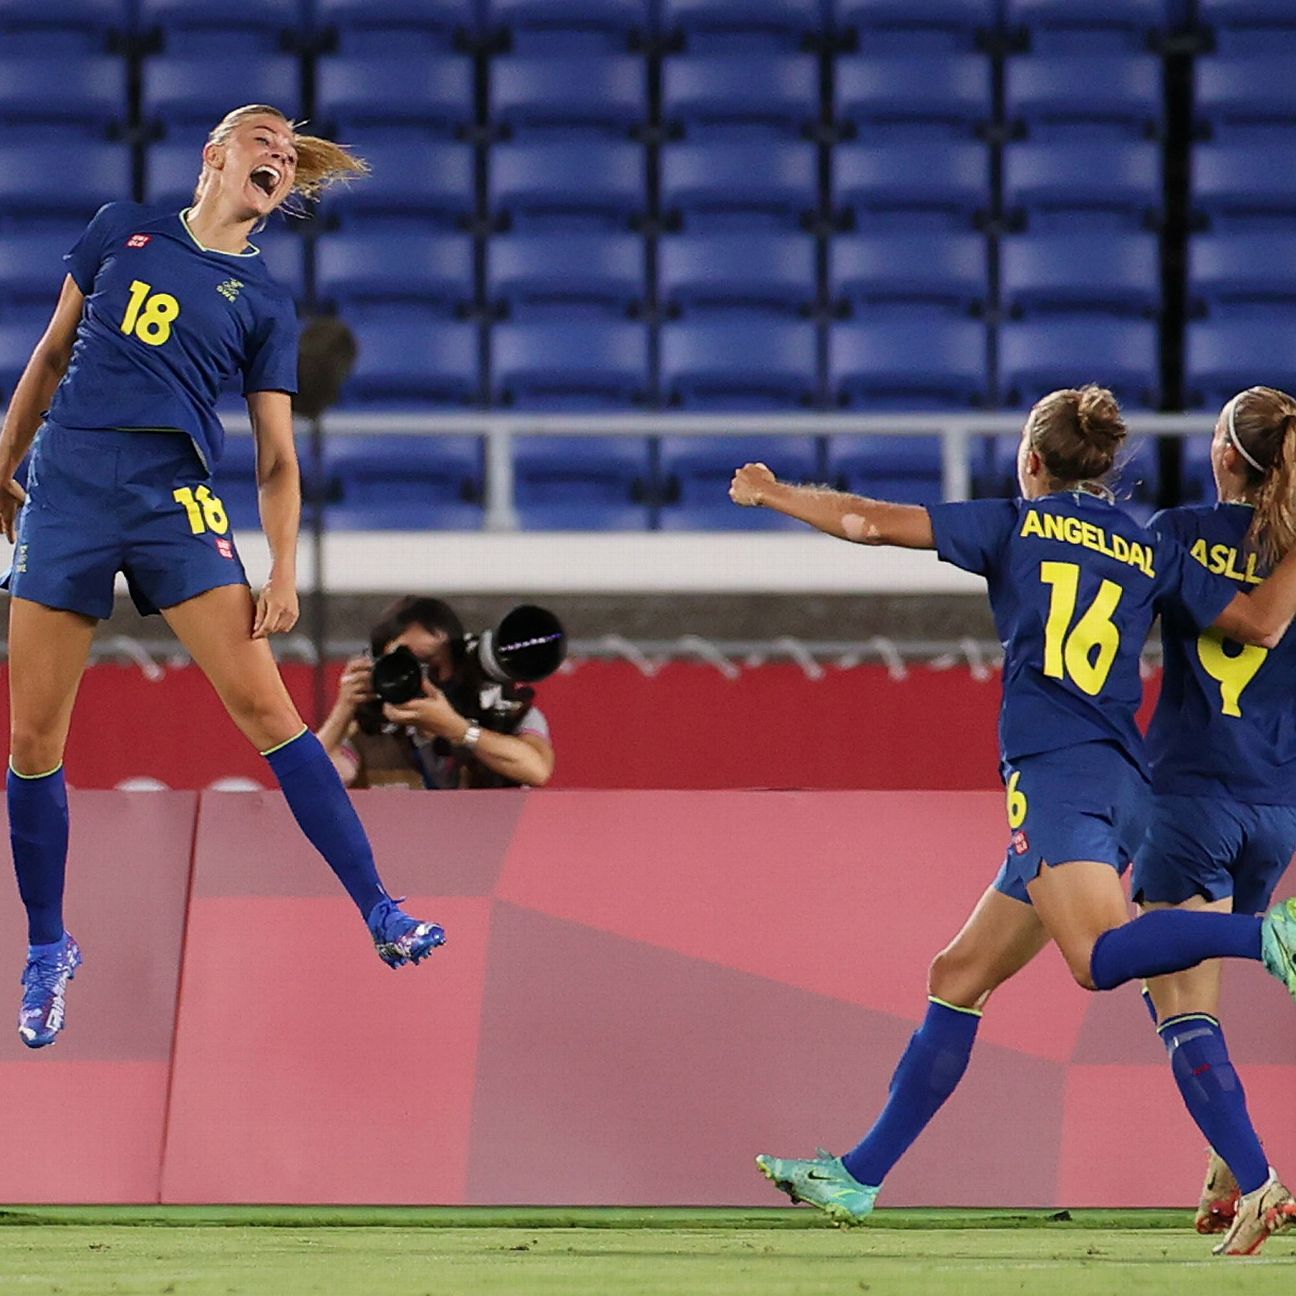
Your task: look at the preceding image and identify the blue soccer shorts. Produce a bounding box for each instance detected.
[2,421,248,620]
[1133,793,1296,915]
[994,741,1151,905]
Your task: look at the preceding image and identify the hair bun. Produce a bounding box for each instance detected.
[1075,384,1125,451]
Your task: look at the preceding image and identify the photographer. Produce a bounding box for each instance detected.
[318,596,556,790]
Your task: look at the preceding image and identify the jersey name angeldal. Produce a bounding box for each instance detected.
[49,202,298,468]
[1148,503,1296,804]
[929,492,1235,771]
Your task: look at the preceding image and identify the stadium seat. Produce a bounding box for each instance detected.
[1192,143,1296,228]
[834,55,990,136]
[492,320,648,407]
[316,231,474,311]
[491,140,645,229]
[1185,314,1296,409]
[341,310,481,407]
[0,232,78,303]
[834,0,995,51]
[1199,0,1296,52]
[0,319,44,401]
[487,0,651,51]
[831,232,987,312]
[0,56,126,130]
[324,434,485,531]
[1005,55,1161,138]
[657,501,808,529]
[209,434,262,532]
[488,232,644,316]
[142,140,205,209]
[1000,232,1160,316]
[1195,57,1296,134]
[492,56,645,136]
[316,55,473,136]
[1004,0,1166,50]
[0,139,131,222]
[513,434,652,530]
[663,55,819,137]
[661,0,824,50]
[320,140,475,228]
[1003,141,1160,229]
[139,0,302,51]
[253,234,308,301]
[658,433,817,529]
[660,320,818,408]
[827,434,945,507]
[834,141,988,230]
[1188,232,1296,310]
[998,318,1160,409]
[141,56,300,133]
[0,0,130,51]
[659,233,816,315]
[317,0,475,51]
[661,140,817,229]
[830,316,988,408]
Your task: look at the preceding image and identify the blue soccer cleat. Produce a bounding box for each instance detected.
[18,933,82,1049]
[367,898,445,968]
[756,1149,880,1226]
[1261,898,1296,1001]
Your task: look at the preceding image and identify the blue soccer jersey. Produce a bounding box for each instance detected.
[929,491,1236,772]
[1146,503,1296,804]
[48,201,298,470]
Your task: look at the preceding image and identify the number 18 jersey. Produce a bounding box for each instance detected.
[929,491,1236,772]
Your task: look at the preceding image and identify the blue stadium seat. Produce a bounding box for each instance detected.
[0,56,126,130]
[0,318,45,400]
[209,434,262,532]
[513,434,651,530]
[661,140,817,229]
[834,141,988,229]
[830,317,987,408]
[0,139,131,221]
[324,434,485,531]
[491,140,645,229]
[1189,232,1296,310]
[492,56,645,136]
[140,0,302,51]
[834,0,995,51]
[489,233,643,316]
[658,502,808,529]
[827,434,945,507]
[142,139,204,209]
[662,0,824,50]
[1199,0,1296,52]
[831,232,987,312]
[663,55,819,137]
[492,320,648,406]
[1195,57,1296,134]
[0,0,129,51]
[318,0,475,51]
[1193,143,1296,228]
[1004,0,1166,50]
[141,56,300,132]
[834,55,990,136]
[321,140,475,228]
[317,231,474,311]
[1000,232,1160,316]
[1005,55,1161,138]
[342,310,480,407]
[660,320,817,408]
[254,234,307,301]
[316,56,473,136]
[1185,314,1296,409]
[658,433,816,529]
[1003,141,1160,229]
[0,232,76,302]
[659,233,816,315]
[998,318,1160,409]
[488,0,651,51]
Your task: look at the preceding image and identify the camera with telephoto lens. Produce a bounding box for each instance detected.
[359,604,566,736]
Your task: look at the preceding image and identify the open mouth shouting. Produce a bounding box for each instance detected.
[248,164,282,200]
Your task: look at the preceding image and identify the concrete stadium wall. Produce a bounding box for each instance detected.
[0,789,1292,1207]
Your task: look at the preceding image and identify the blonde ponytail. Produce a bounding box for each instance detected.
[1248,409,1296,567]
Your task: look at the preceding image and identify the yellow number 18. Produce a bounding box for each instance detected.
[120,279,180,347]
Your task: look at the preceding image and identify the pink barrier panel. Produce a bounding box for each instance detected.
[0,792,196,1203]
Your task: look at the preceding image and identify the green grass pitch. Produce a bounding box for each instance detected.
[0,1206,1292,1295]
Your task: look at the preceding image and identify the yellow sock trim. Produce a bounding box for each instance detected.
[1156,1012,1219,1035]
[8,759,63,780]
[259,726,308,758]
[928,995,983,1018]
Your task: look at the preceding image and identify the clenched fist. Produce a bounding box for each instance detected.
[730,461,777,507]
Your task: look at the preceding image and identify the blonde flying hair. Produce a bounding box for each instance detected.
[195,104,369,215]
[1223,385,1296,567]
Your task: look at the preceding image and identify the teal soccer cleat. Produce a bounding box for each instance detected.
[755,1150,880,1226]
[1261,898,1296,1001]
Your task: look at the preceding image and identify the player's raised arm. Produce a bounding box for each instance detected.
[729,461,935,549]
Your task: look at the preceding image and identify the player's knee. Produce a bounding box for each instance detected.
[223,691,300,750]
[1064,949,1099,992]
[8,725,64,776]
[927,947,979,1007]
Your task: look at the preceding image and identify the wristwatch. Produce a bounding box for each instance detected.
[460,721,482,749]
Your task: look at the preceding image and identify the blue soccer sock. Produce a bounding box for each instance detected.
[1089,911,1263,991]
[841,998,981,1188]
[7,761,69,946]
[262,729,389,919]
[1159,1013,1269,1195]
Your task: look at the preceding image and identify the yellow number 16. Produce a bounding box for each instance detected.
[120,279,180,346]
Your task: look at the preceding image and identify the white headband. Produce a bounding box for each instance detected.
[1226,395,1267,474]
